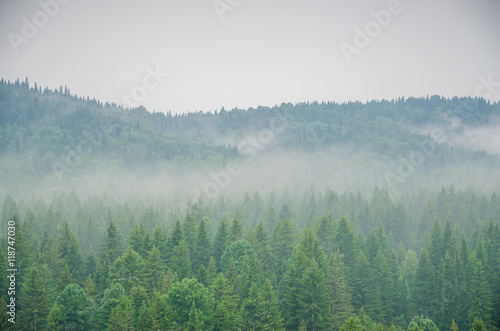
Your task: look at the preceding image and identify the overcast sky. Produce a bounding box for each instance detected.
[1,0,499,114]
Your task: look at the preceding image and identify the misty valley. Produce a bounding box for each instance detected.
[0,79,499,330]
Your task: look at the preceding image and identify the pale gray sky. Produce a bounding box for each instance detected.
[1,0,499,114]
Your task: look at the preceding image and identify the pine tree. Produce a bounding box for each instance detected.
[166,220,183,264]
[334,217,359,281]
[241,282,262,330]
[187,302,203,331]
[129,224,149,258]
[57,263,74,294]
[109,246,145,292]
[55,284,95,330]
[58,222,85,282]
[271,217,296,280]
[253,221,273,276]
[45,301,63,331]
[413,248,436,319]
[103,221,123,266]
[106,306,123,330]
[329,251,353,329]
[471,317,486,331]
[213,219,230,271]
[230,218,244,243]
[264,201,278,232]
[317,214,335,254]
[407,315,439,331]
[97,283,127,330]
[260,278,284,331]
[211,273,240,331]
[137,301,153,331]
[19,266,50,331]
[150,291,168,330]
[340,316,365,331]
[351,250,373,310]
[152,226,168,262]
[194,218,212,270]
[468,257,493,328]
[145,245,165,292]
[166,278,214,329]
[183,213,198,263]
[83,274,97,302]
[170,240,192,280]
[299,258,331,330]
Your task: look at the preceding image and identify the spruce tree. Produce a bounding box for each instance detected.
[45,301,63,331]
[170,240,192,280]
[211,273,240,331]
[194,218,212,270]
[299,258,331,330]
[329,251,353,329]
[145,245,165,292]
[19,266,50,331]
[213,219,230,271]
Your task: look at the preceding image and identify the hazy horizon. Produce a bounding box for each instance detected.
[1,0,500,114]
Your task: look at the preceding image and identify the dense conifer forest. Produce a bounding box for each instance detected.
[1,80,499,330]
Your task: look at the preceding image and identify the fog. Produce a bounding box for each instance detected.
[3,141,499,212]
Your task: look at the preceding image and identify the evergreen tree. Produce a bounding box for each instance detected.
[137,301,153,331]
[187,302,204,331]
[213,219,230,271]
[166,220,183,264]
[45,301,64,331]
[413,249,437,319]
[97,282,127,330]
[102,221,123,267]
[166,278,214,329]
[19,266,50,331]
[271,217,296,280]
[170,240,192,280]
[407,315,439,331]
[299,258,331,330]
[183,213,198,263]
[230,218,244,243]
[109,246,144,292]
[83,274,98,302]
[57,263,75,294]
[194,218,212,271]
[55,284,95,330]
[241,282,262,331]
[468,257,493,328]
[471,317,486,331]
[211,273,240,331]
[260,278,284,330]
[58,222,85,282]
[340,316,365,331]
[329,251,353,329]
[145,245,165,292]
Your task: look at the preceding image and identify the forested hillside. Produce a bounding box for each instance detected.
[1,79,500,330]
[0,187,499,330]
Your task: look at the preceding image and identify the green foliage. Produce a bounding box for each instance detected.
[407,315,439,331]
[55,284,95,330]
[220,239,256,271]
[166,278,214,329]
[19,266,50,331]
[170,240,192,280]
[109,246,144,292]
[340,316,366,331]
[0,186,498,330]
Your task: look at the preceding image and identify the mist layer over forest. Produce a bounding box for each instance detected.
[0,79,499,330]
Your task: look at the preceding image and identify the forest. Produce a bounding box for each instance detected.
[0,79,499,330]
[0,186,499,330]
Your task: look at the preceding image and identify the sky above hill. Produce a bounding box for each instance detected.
[1,0,499,114]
